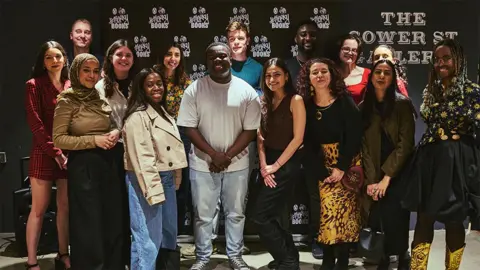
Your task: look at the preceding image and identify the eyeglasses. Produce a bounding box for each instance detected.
[433,55,452,64]
[341,47,358,54]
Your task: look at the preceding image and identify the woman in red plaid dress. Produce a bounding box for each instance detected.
[24,41,71,269]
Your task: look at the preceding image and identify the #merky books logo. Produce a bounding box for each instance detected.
[149,6,169,29]
[230,6,250,26]
[310,7,330,29]
[174,35,191,58]
[134,36,150,58]
[270,7,290,29]
[213,35,228,44]
[251,35,271,58]
[110,7,129,29]
[291,44,298,57]
[189,6,209,29]
[190,64,206,80]
[292,204,309,225]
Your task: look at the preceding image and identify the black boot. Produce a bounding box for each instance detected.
[376,255,390,270]
[397,251,411,270]
[267,260,278,269]
[320,245,335,270]
[156,248,180,270]
[333,244,349,270]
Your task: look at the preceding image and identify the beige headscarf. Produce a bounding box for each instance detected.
[58,53,111,115]
[58,53,101,102]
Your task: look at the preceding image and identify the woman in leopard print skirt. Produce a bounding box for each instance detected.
[298,58,363,270]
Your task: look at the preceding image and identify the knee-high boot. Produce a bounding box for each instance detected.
[445,244,465,270]
[410,242,431,270]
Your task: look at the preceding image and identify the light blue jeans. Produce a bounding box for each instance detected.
[211,142,258,239]
[126,170,177,270]
[191,168,249,261]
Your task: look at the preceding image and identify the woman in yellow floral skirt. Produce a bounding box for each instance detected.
[298,58,363,270]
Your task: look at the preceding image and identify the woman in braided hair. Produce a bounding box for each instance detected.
[401,38,480,269]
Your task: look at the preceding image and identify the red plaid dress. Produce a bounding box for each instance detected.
[25,74,70,180]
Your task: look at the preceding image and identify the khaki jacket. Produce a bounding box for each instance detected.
[123,105,187,205]
[362,98,415,186]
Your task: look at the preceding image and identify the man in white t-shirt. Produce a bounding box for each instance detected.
[177,42,261,270]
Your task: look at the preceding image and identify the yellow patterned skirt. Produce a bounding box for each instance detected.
[317,142,361,244]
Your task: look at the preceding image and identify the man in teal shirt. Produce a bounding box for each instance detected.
[227,21,263,96]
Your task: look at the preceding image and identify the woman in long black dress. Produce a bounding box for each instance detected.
[401,38,480,269]
[298,58,363,270]
[361,59,415,270]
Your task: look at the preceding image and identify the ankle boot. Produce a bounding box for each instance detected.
[410,242,431,270]
[156,248,180,270]
[320,245,335,270]
[397,251,411,270]
[376,255,390,270]
[445,244,465,270]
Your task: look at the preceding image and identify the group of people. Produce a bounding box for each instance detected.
[23,17,480,270]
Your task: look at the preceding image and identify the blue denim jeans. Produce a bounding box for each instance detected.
[190,168,249,261]
[126,170,177,270]
[211,142,257,239]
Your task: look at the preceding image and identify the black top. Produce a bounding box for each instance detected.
[264,94,294,150]
[117,78,131,98]
[304,94,363,178]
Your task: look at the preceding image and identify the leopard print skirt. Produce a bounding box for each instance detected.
[317,142,361,244]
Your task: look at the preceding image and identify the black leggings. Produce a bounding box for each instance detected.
[413,212,465,251]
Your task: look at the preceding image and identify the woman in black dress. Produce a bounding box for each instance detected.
[298,58,363,270]
[401,38,480,269]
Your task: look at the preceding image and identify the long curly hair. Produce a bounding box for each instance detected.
[153,42,188,86]
[31,41,69,82]
[102,39,138,98]
[260,57,295,135]
[123,68,169,123]
[296,58,347,103]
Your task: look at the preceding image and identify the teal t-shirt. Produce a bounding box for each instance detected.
[231,57,263,96]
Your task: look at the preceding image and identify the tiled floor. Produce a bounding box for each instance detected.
[1,231,479,269]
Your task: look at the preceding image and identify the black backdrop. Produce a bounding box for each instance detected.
[0,0,478,233]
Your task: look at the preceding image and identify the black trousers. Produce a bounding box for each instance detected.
[68,148,126,270]
[111,143,130,266]
[370,178,410,256]
[252,148,301,268]
[279,152,320,241]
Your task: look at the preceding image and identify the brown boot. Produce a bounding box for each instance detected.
[410,242,431,270]
[445,244,465,270]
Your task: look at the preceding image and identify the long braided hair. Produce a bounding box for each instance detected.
[421,39,466,120]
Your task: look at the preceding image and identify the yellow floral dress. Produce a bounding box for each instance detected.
[165,76,192,119]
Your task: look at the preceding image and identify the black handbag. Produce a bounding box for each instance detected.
[357,202,385,262]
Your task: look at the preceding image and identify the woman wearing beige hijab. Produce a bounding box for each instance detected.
[53,53,126,270]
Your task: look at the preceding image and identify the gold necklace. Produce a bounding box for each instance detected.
[315,100,335,120]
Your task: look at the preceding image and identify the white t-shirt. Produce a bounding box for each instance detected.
[177,75,261,172]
